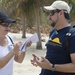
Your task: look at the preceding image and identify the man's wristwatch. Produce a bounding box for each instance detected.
[51,64,55,71]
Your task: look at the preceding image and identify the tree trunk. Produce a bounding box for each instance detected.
[22,13,26,38]
[36,8,42,50]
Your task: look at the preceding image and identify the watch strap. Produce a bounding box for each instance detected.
[51,64,55,71]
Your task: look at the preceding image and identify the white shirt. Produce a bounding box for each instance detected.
[0,35,14,75]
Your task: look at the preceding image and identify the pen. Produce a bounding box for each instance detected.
[8,44,15,46]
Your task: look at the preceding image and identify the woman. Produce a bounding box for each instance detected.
[0,10,31,75]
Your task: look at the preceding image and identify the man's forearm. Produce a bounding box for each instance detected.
[54,63,75,73]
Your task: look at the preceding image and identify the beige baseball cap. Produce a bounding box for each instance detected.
[44,1,70,14]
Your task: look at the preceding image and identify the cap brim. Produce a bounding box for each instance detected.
[3,18,16,23]
[43,6,56,11]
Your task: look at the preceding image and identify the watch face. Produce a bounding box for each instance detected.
[51,64,55,71]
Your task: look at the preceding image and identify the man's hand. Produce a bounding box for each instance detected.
[31,54,52,70]
[31,54,39,67]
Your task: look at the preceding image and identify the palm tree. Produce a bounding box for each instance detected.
[1,0,75,50]
[0,0,43,49]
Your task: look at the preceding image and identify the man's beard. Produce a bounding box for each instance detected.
[50,21,56,27]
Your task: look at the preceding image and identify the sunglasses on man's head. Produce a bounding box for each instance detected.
[45,9,61,16]
[0,23,12,27]
[50,9,61,16]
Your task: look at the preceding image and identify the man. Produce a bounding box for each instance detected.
[0,10,31,75]
[31,1,75,75]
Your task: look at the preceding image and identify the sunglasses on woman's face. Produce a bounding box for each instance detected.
[0,23,12,27]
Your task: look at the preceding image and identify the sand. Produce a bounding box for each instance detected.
[8,32,48,75]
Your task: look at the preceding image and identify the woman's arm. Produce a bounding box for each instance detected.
[0,43,20,69]
[14,41,32,63]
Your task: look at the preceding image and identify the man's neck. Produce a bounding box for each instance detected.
[55,19,71,30]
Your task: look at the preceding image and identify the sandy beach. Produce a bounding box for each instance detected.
[8,32,48,75]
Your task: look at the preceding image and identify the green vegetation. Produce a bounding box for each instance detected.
[0,0,75,49]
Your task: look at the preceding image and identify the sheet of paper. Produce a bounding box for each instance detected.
[20,33,39,52]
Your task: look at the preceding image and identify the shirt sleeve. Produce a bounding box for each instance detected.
[70,32,75,53]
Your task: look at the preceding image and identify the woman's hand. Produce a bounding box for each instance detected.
[26,41,32,48]
[13,42,22,55]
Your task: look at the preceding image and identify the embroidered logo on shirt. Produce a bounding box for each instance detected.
[49,38,61,44]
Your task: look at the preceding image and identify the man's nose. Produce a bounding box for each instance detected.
[48,15,51,20]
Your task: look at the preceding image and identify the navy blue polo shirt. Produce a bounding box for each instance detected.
[40,26,75,75]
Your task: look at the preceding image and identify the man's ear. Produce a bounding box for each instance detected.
[59,10,65,17]
[59,10,63,15]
